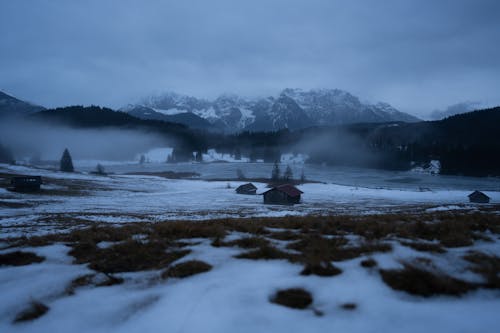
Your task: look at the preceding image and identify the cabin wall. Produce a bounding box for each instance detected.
[10,177,42,192]
[264,190,287,204]
[469,196,490,203]
[264,190,300,205]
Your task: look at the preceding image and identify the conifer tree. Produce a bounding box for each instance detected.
[271,161,281,181]
[95,163,106,175]
[284,165,293,181]
[300,169,306,183]
[60,148,74,172]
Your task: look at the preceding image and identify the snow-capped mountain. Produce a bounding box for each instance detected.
[122,89,420,132]
[280,88,419,124]
[0,90,45,118]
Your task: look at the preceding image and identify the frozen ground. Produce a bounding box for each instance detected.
[1,217,500,332]
[1,163,499,239]
[1,164,500,332]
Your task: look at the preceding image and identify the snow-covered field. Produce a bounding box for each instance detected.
[1,163,499,333]
[1,236,499,333]
[1,163,499,239]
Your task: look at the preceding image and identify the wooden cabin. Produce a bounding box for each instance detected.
[10,176,42,192]
[263,184,303,205]
[468,190,490,203]
[236,183,257,195]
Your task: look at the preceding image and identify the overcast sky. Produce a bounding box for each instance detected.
[1,0,499,116]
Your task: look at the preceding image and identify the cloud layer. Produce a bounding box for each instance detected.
[1,0,499,116]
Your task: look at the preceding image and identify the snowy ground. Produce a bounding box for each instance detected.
[1,216,500,332]
[1,163,499,239]
[1,164,499,332]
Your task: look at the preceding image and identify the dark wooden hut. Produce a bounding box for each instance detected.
[263,184,303,205]
[468,190,490,203]
[10,176,42,192]
[236,183,257,195]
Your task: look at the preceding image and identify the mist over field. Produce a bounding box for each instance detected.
[0,118,166,161]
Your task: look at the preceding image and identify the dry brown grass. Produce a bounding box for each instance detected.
[271,288,313,309]
[220,236,270,249]
[0,251,45,266]
[3,210,499,276]
[152,221,227,240]
[300,262,342,277]
[66,273,124,295]
[360,258,378,268]
[400,241,446,253]
[380,262,477,297]
[69,240,190,273]
[13,301,49,323]
[463,251,500,289]
[267,230,302,241]
[161,260,212,279]
[235,245,297,261]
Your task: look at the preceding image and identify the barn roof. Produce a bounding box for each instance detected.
[237,183,257,190]
[263,184,303,197]
[468,190,490,199]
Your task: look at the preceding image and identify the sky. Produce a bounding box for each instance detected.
[1,0,499,117]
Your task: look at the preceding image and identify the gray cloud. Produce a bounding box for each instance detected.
[1,0,499,116]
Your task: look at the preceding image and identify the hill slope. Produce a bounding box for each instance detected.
[0,91,45,118]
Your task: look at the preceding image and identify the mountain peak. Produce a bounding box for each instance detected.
[125,88,420,132]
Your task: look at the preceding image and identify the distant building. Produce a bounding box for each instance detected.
[263,184,303,205]
[10,176,42,192]
[236,183,257,195]
[468,190,490,203]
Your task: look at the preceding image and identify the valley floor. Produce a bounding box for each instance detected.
[1,164,499,332]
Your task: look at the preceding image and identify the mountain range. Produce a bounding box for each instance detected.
[121,88,420,132]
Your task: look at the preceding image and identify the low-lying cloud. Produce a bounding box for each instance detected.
[0,118,167,162]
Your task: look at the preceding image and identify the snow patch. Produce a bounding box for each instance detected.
[152,108,188,116]
[412,160,441,175]
[202,149,249,163]
[137,148,174,163]
[280,153,308,164]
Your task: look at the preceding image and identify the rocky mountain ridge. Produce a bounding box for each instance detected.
[122,88,420,132]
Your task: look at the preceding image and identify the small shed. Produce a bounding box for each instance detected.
[263,184,303,205]
[236,183,257,195]
[468,190,490,203]
[10,176,42,192]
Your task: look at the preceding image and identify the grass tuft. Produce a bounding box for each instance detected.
[380,262,476,297]
[235,245,296,261]
[222,236,270,249]
[463,251,500,289]
[67,273,124,295]
[70,240,190,273]
[0,251,45,266]
[360,258,378,268]
[271,288,313,309]
[400,241,446,253]
[13,301,49,323]
[300,262,342,277]
[161,260,213,279]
